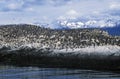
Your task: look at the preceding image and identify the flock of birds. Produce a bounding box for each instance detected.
[0,24,120,50]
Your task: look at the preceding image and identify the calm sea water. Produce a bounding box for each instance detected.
[0,65,120,79]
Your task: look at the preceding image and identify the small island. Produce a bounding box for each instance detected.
[0,24,120,71]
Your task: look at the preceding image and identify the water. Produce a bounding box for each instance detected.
[0,65,120,79]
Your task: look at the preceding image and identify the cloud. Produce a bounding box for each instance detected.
[0,0,24,12]
[66,9,78,16]
[107,2,120,16]
[23,0,71,7]
[0,0,120,25]
[0,0,72,12]
[57,9,79,20]
[8,3,21,10]
[109,2,120,9]
[108,10,120,16]
[24,7,34,12]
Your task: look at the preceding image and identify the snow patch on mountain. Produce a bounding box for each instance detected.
[30,13,120,30]
[55,19,117,29]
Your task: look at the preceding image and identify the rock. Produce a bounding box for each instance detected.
[0,24,120,70]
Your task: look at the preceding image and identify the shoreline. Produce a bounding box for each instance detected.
[0,45,120,71]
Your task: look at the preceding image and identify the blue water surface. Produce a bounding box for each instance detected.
[0,65,120,79]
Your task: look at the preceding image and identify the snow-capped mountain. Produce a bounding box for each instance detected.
[52,17,120,36]
[32,16,120,36]
[33,22,50,28]
[55,18,118,29]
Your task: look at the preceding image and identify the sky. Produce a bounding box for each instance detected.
[0,0,120,25]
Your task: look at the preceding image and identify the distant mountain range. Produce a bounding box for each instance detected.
[47,18,120,36]
[101,25,120,36]
[33,21,120,36]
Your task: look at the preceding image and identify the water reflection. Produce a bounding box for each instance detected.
[0,65,120,79]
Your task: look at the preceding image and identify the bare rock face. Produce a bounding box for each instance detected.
[0,24,120,70]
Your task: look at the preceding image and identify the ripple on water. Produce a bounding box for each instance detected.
[0,65,120,79]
